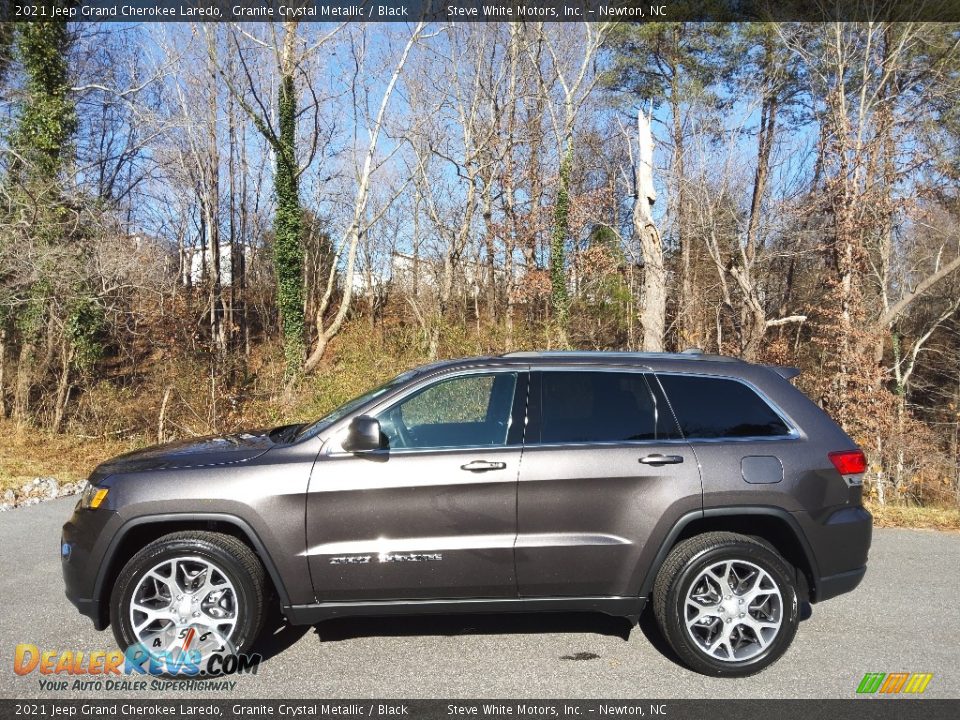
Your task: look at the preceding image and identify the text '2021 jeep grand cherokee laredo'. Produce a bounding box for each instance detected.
[61,351,872,677]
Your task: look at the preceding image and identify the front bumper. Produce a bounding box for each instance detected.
[61,504,119,630]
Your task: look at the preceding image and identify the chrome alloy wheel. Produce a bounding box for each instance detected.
[129,556,238,659]
[683,559,783,662]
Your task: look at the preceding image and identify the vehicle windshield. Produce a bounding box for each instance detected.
[293,370,418,442]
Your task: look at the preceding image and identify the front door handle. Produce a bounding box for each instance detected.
[639,454,684,466]
[460,460,507,472]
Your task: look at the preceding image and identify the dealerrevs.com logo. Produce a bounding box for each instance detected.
[14,641,261,690]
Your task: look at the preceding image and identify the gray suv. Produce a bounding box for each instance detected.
[61,351,871,677]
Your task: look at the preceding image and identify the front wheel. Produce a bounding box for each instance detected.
[110,531,266,672]
[652,532,799,677]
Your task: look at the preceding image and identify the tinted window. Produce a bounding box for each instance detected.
[376,373,517,449]
[656,375,791,439]
[538,371,679,444]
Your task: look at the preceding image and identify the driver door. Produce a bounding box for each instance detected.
[305,370,527,601]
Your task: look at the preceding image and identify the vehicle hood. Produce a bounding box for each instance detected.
[88,425,299,482]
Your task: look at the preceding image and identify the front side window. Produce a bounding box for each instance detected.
[656,374,791,439]
[376,372,518,450]
[537,371,678,444]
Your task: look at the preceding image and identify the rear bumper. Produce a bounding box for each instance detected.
[802,505,872,603]
[816,566,867,602]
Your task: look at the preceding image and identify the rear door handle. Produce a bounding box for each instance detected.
[639,454,684,466]
[460,460,507,472]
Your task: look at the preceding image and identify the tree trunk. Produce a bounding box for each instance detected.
[737,82,779,361]
[634,110,666,352]
[12,342,34,425]
[178,231,191,288]
[954,369,960,506]
[158,385,173,444]
[893,392,906,500]
[550,137,573,344]
[875,434,886,506]
[639,224,666,353]
[52,341,74,434]
[206,41,223,355]
[227,67,240,363]
[670,32,692,349]
[481,164,498,324]
[0,325,7,419]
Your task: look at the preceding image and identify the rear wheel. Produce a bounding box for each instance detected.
[653,532,799,677]
[110,531,266,672]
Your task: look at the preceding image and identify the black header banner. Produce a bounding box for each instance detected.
[4,0,960,23]
[0,700,959,720]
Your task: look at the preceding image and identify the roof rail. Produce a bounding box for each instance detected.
[499,350,739,363]
[680,347,703,355]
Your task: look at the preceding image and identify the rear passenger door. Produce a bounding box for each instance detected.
[515,369,702,598]
[652,373,803,509]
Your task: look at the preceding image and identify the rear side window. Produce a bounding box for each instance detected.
[656,375,791,439]
[537,371,680,444]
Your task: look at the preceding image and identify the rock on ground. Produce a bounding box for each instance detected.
[0,477,87,512]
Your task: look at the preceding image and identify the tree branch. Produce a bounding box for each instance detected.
[879,253,960,327]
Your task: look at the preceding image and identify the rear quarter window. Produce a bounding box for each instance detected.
[656,374,791,439]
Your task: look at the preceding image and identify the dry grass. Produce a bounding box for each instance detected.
[0,420,140,494]
[867,500,960,532]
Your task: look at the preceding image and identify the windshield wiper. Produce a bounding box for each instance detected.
[269,423,304,444]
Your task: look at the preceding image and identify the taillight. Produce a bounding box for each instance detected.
[830,450,867,474]
[829,450,867,486]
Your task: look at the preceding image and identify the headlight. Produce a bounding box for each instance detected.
[79,484,109,510]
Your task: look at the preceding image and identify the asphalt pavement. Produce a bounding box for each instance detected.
[1,497,957,699]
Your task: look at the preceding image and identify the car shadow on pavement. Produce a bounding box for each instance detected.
[311,611,635,643]
[252,602,813,667]
[634,611,684,668]
[251,604,311,662]
[250,604,636,665]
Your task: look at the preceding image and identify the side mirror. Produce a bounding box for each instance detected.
[343,415,383,453]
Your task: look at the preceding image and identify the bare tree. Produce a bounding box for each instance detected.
[303,22,426,373]
[627,108,666,351]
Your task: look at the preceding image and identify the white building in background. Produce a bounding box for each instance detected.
[350,251,525,296]
[388,252,437,291]
[188,242,251,287]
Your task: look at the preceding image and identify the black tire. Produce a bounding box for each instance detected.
[652,531,799,677]
[110,531,266,665]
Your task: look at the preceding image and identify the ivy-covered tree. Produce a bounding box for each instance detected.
[4,14,79,424]
[0,22,14,86]
[214,22,306,378]
[532,23,610,346]
[10,17,76,185]
[273,64,305,374]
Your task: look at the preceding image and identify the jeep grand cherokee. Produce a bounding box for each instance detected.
[62,351,871,676]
